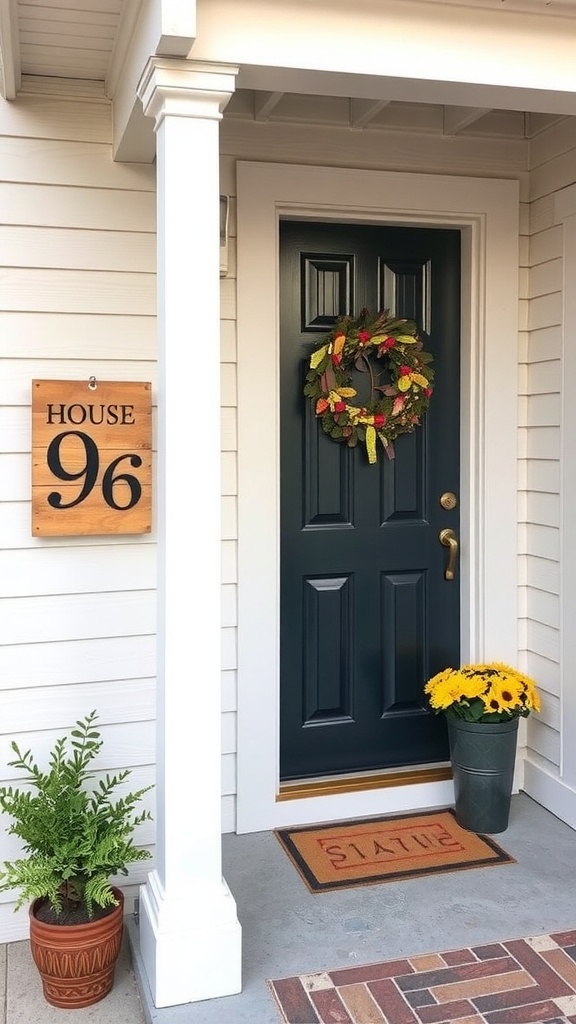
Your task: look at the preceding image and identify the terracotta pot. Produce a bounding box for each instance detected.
[29,887,124,1008]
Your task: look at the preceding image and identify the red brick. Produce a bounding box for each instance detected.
[369,978,419,1023]
[269,977,319,1023]
[329,959,413,986]
[417,998,475,1022]
[442,949,479,966]
[310,988,353,1023]
[551,932,576,948]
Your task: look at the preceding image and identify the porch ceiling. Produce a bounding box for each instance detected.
[0,0,574,143]
[225,90,564,139]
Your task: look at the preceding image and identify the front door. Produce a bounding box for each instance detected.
[279,220,461,781]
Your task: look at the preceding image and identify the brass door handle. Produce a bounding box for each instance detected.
[439,528,458,580]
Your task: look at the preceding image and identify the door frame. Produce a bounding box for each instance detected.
[236,162,519,834]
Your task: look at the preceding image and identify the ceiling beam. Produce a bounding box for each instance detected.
[350,98,391,129]
[155,0,197,57]
[254,91,284,121]
[443,105,490,135]
[0,0,20,100]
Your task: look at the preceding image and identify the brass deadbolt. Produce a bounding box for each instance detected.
[440,491,458,510]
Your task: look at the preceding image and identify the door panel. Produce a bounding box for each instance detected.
[280,221,461,781]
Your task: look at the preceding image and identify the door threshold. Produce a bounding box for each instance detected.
[277,763,452,802]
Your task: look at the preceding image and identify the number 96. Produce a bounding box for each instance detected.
[47,430,143,511]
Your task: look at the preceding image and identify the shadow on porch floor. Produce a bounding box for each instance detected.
[129,793,576,1023]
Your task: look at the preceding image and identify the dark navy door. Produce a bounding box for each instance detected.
[280,221,461,781]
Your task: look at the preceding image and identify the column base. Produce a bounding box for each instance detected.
[138,870,242,1008]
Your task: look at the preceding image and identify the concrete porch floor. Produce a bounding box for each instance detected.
[3,793,576,1023]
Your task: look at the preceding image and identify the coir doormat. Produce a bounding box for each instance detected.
[274,808,515,892]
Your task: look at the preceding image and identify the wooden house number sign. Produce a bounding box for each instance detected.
[32,380,152,536]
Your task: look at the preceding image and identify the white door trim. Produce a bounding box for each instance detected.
[235,162,519,834]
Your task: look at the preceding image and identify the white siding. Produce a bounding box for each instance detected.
[518,117,576,778]
[0,86,157,934]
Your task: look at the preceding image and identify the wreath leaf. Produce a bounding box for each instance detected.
[310,344,329,369]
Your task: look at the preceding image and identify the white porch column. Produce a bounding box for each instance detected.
[136,58,241,1008]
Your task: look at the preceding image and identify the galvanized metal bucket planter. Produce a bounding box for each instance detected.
[447,717,519,834]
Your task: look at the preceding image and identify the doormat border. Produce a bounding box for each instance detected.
[274,808,515,893]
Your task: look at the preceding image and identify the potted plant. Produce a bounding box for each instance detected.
[424,662,541,834]
[0,710,153,1008]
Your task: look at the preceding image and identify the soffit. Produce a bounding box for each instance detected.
[0,0,573,146]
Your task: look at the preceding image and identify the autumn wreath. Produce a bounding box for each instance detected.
[303,309,434,463]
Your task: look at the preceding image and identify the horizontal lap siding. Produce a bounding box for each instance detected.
[520,121,573,773]
[0,89,158,934]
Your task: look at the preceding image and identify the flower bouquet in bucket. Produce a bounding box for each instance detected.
[424,663,541,834]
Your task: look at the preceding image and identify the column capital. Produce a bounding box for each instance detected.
[137,58,239,129]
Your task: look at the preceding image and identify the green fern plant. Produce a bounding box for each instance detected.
[0,710,153,920]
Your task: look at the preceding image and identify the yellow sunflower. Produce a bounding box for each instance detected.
[424,661,541,721]
[425,668,488,710]
[481,663,541,715]
[481,673,525,715]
